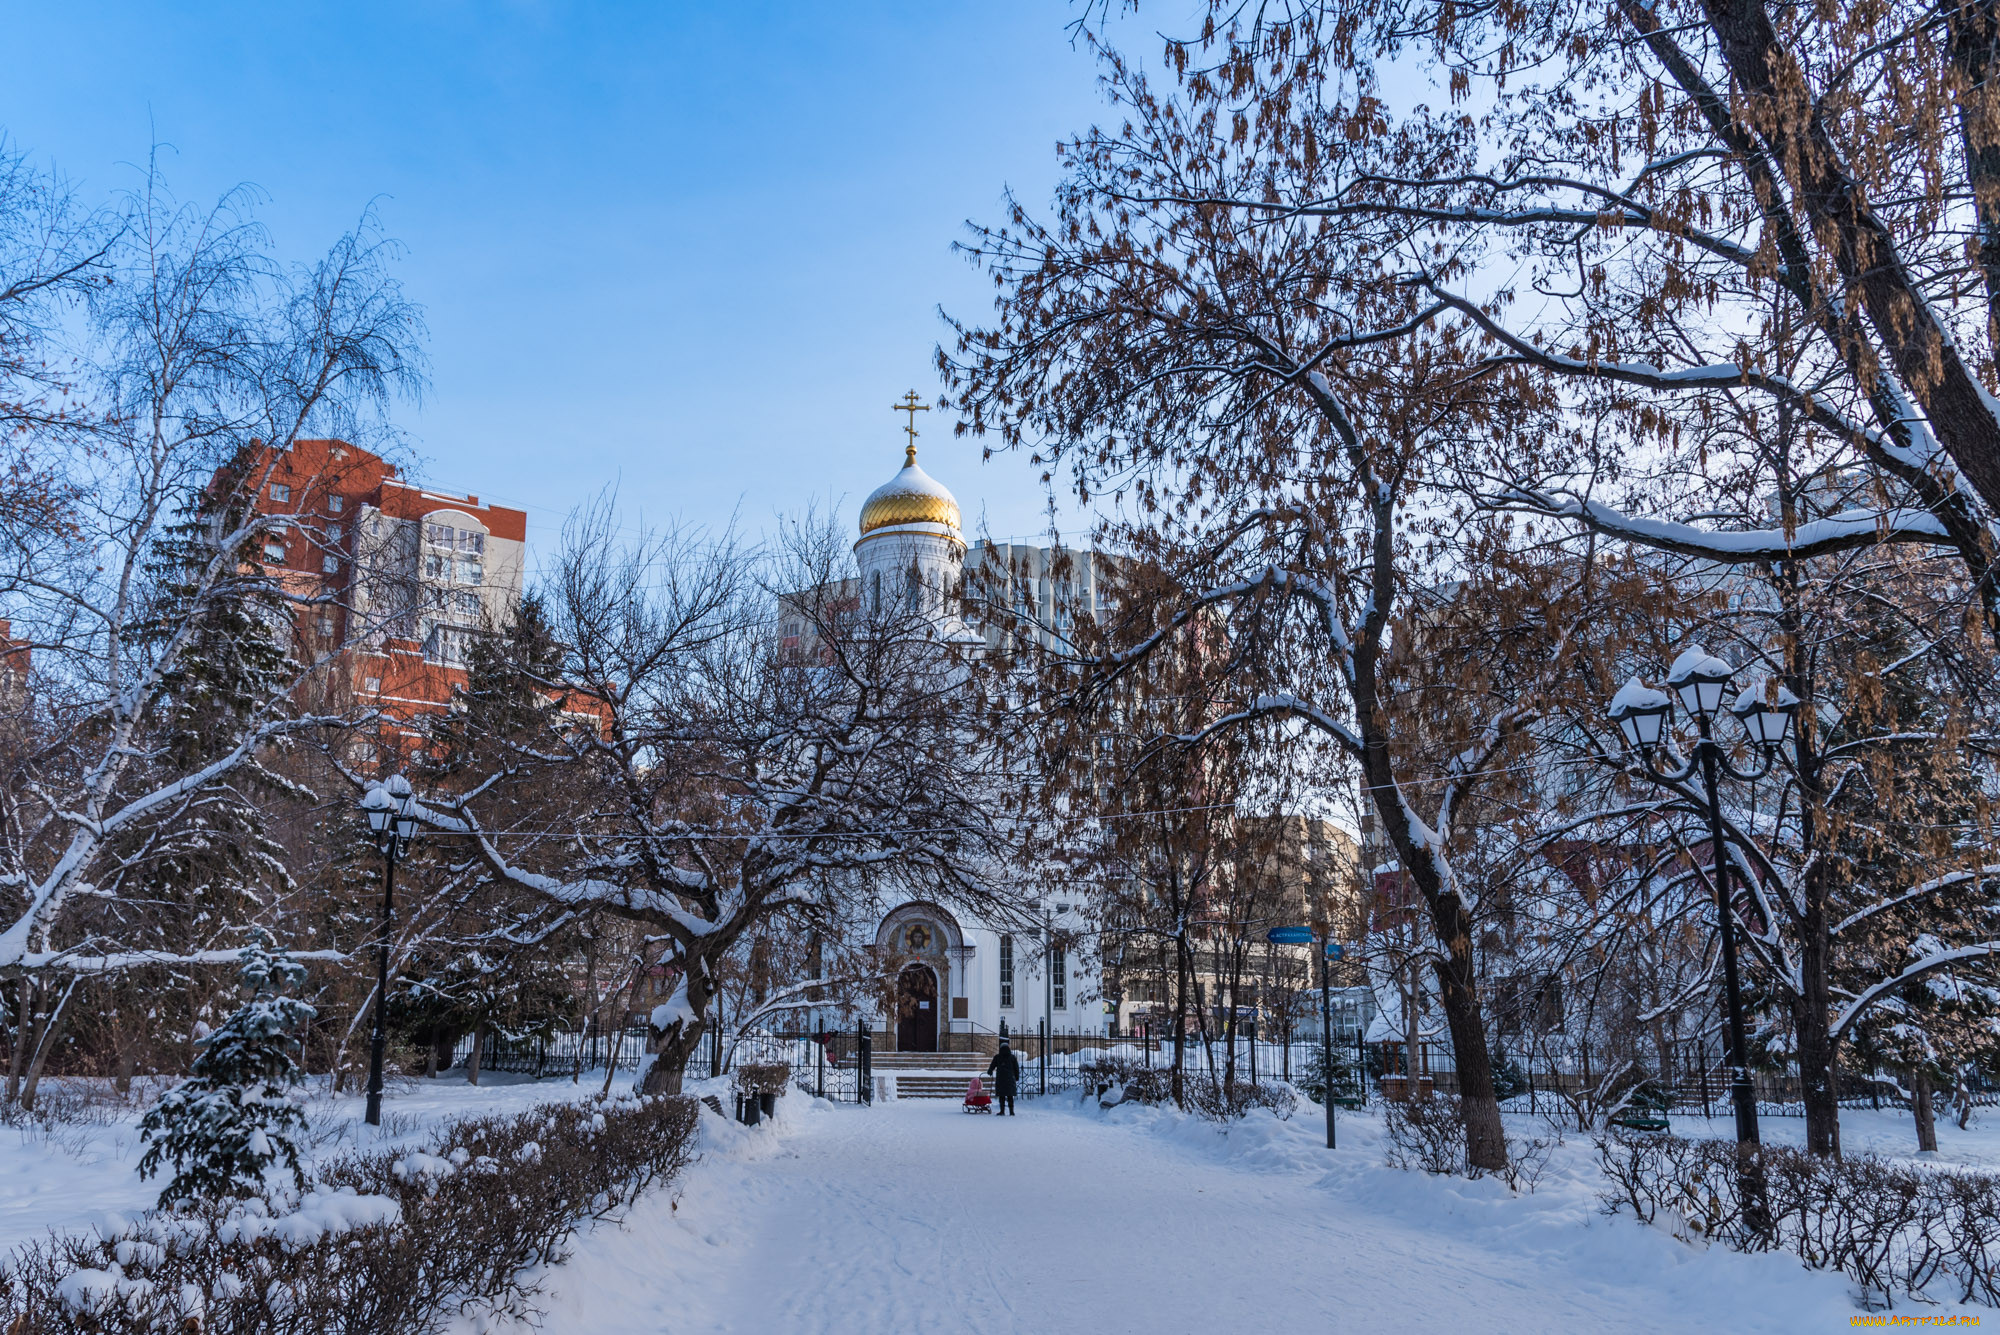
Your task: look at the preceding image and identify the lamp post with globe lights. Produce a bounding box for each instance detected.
[1608,647,1797,1231]
[360,774,421,1127]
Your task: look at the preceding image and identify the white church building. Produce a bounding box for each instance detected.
[839,432,1111,1055]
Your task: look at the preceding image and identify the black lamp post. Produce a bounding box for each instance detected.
[361,774,420,1127]
[1609,647,1796,1230]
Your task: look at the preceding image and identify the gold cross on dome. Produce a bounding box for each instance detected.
[891,389,930,460]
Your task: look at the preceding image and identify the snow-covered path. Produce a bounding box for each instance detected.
[523,1093,1882,1334]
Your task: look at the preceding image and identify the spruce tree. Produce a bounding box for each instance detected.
[112,482,301,958]
[138,931,316,1206]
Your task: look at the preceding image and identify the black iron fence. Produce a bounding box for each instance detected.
[445,1023,870,1103]
[450,1019,1992,1122]
[981,1022,1371,1101]
[450,1023,653,1079]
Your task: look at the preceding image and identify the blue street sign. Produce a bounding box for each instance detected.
[1266,925,1314,944]
[1325,942,1345,960]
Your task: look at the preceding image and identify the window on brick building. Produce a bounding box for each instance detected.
[269,484,290,503]
[263,540,286,562]
[362,677,381,693]
[321,555,340,574]
[328,495,344,514]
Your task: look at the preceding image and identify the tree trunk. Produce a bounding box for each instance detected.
[19,978,79,1113]
[1913,1069,1939,1152]
[641,1020,705,1097]
[1222,952,1239,1094]
[1357,695,1508,1169]
[1794,886,1842,1157]
[1429,903,1507,1172]
[467,1023,484,1087]
[1171,935,1189,1110]
[5,979,28,1105]
[114,1038,138,1097]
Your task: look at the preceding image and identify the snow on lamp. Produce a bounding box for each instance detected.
[1730,675,1799,751]
[1666,646,1733,720]
[361,784,392,836]
[1607,677,1671,750]
[388,773,419,842]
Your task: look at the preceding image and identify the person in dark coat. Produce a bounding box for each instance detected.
[986,1037,1021,1115]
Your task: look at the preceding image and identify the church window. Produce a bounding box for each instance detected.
[905,567,922,611]
[999,935,1014,1009]
[1053,949,1068,1010]
[869,571,882,613]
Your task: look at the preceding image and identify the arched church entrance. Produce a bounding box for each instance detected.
[896,963,939,1052]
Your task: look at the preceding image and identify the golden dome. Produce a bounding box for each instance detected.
[858,445,962,537]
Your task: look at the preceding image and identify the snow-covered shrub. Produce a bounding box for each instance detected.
[1184,1077,1297,1122]
[733,1063,791,1097]
[1067,1057,1296,1121]
[1596,1131,2000,1308]
[1383,1096,1466,1176]
[137,933,316,1207]
[1383,1095,1553,1191]
[0,1093,699,1333]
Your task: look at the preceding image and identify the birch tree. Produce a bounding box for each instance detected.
[0,161,421,1097]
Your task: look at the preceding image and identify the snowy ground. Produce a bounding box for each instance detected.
[0,1070,627,1256]
[509,1090,1993,1334]
[9,1075,1996,1332]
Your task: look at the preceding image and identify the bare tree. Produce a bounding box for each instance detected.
[425,506,1027,1094]
[943,52,1619,1167]
[1149,1,2000,629]
[0,157,422,1098]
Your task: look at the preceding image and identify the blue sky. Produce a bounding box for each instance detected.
[4,1,1124,556]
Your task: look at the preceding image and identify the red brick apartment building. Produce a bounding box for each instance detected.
[228,439,529,751]
[0,619,29,713]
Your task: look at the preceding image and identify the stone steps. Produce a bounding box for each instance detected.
[894,1074,988,1099]
[869,1052,988,1070]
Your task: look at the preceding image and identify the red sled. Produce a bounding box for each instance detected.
[962,1075,994,1113]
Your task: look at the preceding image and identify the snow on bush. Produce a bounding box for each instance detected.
[1061,1055,1298,1121]
[0,1093,698,1333]
[1597,1130,2000,1309]
[1381,1095,1554,1193]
